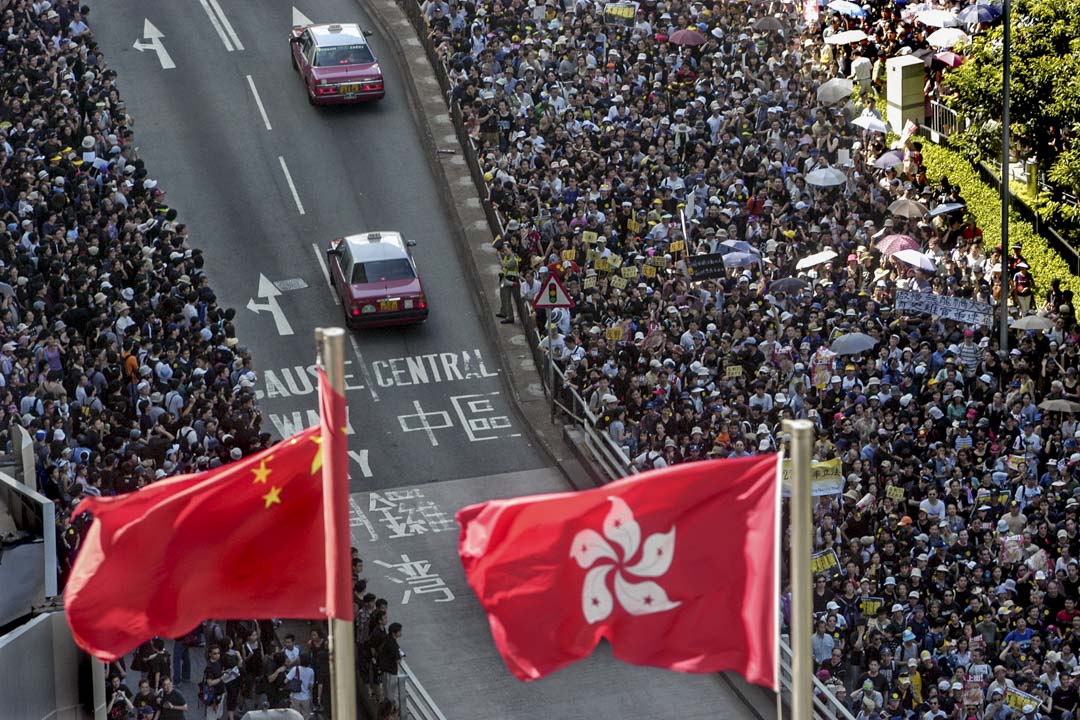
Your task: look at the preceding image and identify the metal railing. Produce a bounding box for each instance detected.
[779,635,857,720]
[394,660,447,720]
[927,99,965,139]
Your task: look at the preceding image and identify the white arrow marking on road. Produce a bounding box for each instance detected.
[246,273,294,335]
[132,19,176,69]
[292,6,314,26]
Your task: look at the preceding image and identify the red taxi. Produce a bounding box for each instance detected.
[290,23,384,104]
[327,232,428,327]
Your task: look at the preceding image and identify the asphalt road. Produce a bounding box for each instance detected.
[89,0,548,491]
[86,2,769,718]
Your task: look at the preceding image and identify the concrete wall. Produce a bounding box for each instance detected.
[0,612,103,720]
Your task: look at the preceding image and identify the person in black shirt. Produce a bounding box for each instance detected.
[159,677,187,720]
[1051,671,1079,720]
[106,674,134,719]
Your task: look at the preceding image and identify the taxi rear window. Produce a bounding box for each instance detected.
[315,44,375,67]
[351,259,415,284]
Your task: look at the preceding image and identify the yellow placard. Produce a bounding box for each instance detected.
[609,254,623,269]
[886,485,905,501]
[642,264,657,278]
[725,365,743,378]
[586,250,599,262]
[1004,689,1041,714]
[669,240,686,253]
[620,266,638,279]
[583,276,597,289]
[610,276,628,289]
[605,326,624,341]
[582,231,598,245]
[650,255,667,267]
[595,258,611,273]
[627,218,641,234]
[811,549,840,577]
[860,597,884,617]
[561,249,577,262]
[781,457,845,497]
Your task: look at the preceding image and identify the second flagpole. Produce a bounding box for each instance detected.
[316,327,358,720]
[783,419,814,720]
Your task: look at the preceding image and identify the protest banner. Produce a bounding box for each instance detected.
[782,457,845,497]
[811,549,841,579]
[895,290,994,327]
[561,249,577,262]
[686,252,727,281]
[603,1,638,28]
[859,596,884,617]
[1004,688,1041,714]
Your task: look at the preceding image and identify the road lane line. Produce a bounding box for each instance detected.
[278,156,306,215]
[207,0,245,50]
[311,243,340,305]
[197,0,234,51]
[245,75,272,130]
[348,334,380,403]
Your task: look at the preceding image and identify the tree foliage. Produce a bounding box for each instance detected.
[944,0,1080,198]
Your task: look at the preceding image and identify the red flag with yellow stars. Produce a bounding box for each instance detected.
[65,381,354,661]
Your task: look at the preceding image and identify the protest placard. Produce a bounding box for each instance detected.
[811,549,841,578]
[686,252,727,281]
[782,458,845,497]
[895,290,994,327]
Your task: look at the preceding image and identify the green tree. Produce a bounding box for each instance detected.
[944,0,1080,198]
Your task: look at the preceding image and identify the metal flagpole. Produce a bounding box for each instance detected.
[549,324,556,423]
[999,0,1012,354]
[316,327,357,720]
[783,419,815,720]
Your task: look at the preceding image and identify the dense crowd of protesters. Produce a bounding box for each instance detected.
[424,0,1080,717]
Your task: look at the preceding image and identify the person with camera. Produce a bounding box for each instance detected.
[264,651,291,710]
[106,674,135,719]
[202,645,227,720]
[158,677,188,720]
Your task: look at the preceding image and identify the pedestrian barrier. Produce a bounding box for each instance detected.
[779,635,856,720]
[394,660,447,720]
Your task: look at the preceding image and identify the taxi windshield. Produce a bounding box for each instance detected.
[315,44,375,67]
[352,259,415,284]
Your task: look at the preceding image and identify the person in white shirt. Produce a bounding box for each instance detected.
[288,654,316,718]
[919,488,947,522]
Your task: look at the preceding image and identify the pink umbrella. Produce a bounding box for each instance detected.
[933,50,965,68]
[669,28,707,46]
[877,234,920,256]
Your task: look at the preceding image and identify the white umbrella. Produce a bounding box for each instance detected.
[889,198,930,218]
[826,0,866,17]
[825,29,868,45]
[927,27,971,48]
[831,332,878,356]
[874,150,904,169]
[817,77,855,104]
[805,167,848,187]
[893,248,937,272]
[852,116,890,134]
[796,249,839,270]
[1011,314,1055,331]
[916,9,959,27]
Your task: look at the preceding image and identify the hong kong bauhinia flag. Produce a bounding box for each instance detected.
[457,454,779,688]
[65,369,353,661]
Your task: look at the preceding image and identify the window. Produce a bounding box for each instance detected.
[351,259,415,284]
[314,44,375,67]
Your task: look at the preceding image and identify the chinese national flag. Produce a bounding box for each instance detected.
[65,369,353,661]
[457,454,779,688]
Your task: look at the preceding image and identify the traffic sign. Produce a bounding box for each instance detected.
[533,274,574,309]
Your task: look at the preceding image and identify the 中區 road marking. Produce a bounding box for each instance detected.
[245,75,272,130]
[198,0,244,51]
[278,156,305,215]
[132,19,175,69]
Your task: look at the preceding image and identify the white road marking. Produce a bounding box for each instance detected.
[132,19,176,69]
[246,273,294,336]
[349,449,373,479]
[311,243,340,305]
[197,0,234,51]
[399,400,448,446]
[348,333,380,403]
[207,0,244,50]
[292,6,314,26]
[245,75,272,130]
[349,496,378,541]
[278,156,305,215]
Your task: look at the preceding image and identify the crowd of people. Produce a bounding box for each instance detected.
[104,551,404,719]
[424,0,1080,717]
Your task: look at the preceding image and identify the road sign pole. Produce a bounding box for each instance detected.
[549,330,555,423]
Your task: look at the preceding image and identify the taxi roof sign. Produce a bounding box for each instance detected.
[533,274,574,309]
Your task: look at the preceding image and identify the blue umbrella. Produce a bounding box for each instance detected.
[826,0,866,18]
[722,252,761,268]
[958,4,1000,23]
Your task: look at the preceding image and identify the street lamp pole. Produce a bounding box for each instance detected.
[999,0,1012,353]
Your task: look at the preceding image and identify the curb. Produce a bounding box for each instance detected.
[355,0,584,483]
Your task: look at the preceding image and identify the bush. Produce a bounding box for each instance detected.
[921,142,1080,301]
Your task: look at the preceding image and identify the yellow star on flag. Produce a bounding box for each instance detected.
[262,486,282,509]
[310,434,323,476]
[251,456,274,484]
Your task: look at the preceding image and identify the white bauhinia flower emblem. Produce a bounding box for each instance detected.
[570,497,680,623]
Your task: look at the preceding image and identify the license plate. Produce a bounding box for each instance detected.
[340,83,359,93]
[379,300,399,312]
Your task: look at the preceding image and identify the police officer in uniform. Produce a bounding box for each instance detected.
[496,241,520,324]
